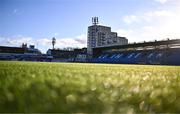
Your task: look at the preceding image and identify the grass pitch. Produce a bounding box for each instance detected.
[0,61,180,113]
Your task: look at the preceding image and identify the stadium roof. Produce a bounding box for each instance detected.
[93,39,180,50]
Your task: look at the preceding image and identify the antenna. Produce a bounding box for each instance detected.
[92,17,99,25]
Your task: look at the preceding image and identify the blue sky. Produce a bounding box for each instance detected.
[0,0,180,53]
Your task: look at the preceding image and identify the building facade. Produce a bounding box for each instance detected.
[87,17,128,58]
[0,44,52,61]
[47,48,87,62]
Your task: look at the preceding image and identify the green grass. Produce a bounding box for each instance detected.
[0,61,180,113]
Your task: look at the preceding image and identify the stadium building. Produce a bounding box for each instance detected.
[0,43,52,61]
[87,17,128,58]
[90,39,180,65]
[47,48,87,62]
[88,17,180,65]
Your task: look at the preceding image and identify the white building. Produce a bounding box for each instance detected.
[87,17,128,57]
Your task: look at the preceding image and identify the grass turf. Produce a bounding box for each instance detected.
[0,61,180,113]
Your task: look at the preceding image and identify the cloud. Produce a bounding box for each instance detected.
[7,37,33,45]
[12,9,22,15]
[0,34,87,53]
[145,10,173,18]
[37,38,51,46]
[35,34,87,48]
[74,34,87,44]
[55,34,87,48]
[13,9,18,14]
[154,0,168,4]
[123,15,139,24]
[123,10,173,24]
[0,35,34,46]
[119,1,180,43]
[53,32,59,36]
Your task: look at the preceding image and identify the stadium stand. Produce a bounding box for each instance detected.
[90,39,180,65]
[0,45,52,61]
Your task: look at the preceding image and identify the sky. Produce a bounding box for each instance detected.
[0,0,180,53]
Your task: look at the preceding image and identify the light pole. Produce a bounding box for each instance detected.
[52,37,56,50]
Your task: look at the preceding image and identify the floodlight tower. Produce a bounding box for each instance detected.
[52,37,56,50]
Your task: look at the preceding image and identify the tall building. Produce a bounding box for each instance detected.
[87,17,128,57]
